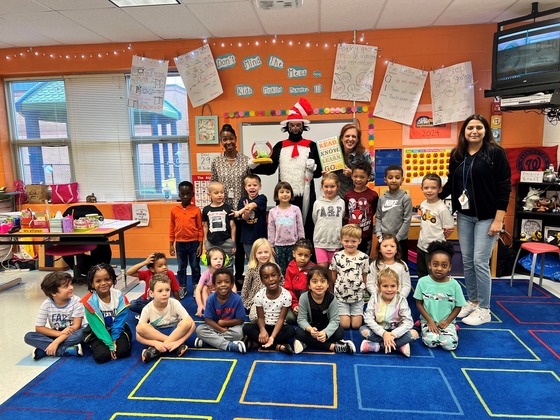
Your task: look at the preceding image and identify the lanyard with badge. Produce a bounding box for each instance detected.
[459,156,476,210]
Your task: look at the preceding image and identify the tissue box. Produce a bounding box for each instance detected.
[50,219,63,233]
[62,217,74,233]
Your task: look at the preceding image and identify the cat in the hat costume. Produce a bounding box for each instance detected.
[252,98,322,239]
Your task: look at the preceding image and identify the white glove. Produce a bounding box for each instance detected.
[305,159,317,172]
[248,161,259,170]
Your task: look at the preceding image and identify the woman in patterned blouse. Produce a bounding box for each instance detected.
[210,124,251,283]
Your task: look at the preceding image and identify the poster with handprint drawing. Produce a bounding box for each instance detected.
[331,44,377,102]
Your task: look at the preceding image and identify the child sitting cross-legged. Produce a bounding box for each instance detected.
[360,268,418,357]
[294,266,355,355]
[24,272,86,359]
[194,268,247,353]
[136,273,196,363]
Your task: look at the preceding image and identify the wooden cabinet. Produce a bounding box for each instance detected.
[513,182,560,244]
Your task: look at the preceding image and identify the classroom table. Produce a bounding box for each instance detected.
[0,219,140,291]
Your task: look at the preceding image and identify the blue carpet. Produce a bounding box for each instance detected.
[1,278,559,419]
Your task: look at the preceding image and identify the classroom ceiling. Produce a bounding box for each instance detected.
[0,0,559,49]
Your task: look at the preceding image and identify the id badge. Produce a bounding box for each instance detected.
[459,191,469,210]
[228,188,234,199]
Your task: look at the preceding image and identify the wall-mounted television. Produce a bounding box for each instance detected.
[490,17,560,96]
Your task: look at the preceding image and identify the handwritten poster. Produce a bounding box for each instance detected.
[196,152,220,172]
[430,62,475,125]
[316,136,345,172]
[374,62,427,125]
[132,203,150,227]
[331,44,377,102]
[175,44,223,108]
[128,56,169,113]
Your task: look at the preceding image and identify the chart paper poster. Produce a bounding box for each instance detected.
[129,56,169,113]
[430,61,475,125]
[317,136,345,172]
[331,44,377,102]
[175,44,223,108]
[374,62,427,125]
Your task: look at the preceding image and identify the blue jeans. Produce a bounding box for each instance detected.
[176,241,201,287]
[456,213,498,309]
[24,328,85,356]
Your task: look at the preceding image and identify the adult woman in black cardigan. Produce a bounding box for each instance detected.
[440,114,511,326]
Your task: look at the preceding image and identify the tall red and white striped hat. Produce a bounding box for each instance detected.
[280,97,313,125]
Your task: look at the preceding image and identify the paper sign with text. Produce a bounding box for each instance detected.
[317,136,345,172]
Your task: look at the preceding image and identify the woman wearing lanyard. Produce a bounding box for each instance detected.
[441,114,511,326]
[210,124,251,285]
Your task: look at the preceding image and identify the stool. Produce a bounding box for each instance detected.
[510,242,560,296]
[44,244,97,281]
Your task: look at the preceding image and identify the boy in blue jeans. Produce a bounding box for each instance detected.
[170,180,203,298]
[194,268,246,353]
[24,272,86,359]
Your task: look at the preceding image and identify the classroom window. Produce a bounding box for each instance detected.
[129,74,190,199]
[5,74,190,201]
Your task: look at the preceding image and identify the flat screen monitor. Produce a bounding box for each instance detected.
[492,17,560,93]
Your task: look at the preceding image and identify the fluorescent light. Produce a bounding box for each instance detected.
[110,0,179,7]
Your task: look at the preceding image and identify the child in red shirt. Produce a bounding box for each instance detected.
[284,238,315,325]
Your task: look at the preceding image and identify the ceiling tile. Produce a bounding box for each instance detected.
[0,0,50,14]
[59,8,161,42]
[435,0,517,26]
[320,0,381,32]
[376,0,451,29]
[34,0,115,11]
[187,2,263,37]
[0,16,59,47]
[123,4,212,39]
[492,0,560,23]
[6,12,110,45]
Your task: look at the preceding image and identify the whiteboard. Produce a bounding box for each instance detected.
[240,120,352,206]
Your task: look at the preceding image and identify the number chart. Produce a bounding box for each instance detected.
[403,148,451,184]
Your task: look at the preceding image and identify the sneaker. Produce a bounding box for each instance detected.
[462,307,491,326]
[227,340,247,353]
[293,339,306,354]
[141,346,161,363]
[399,343,411,357]
[458,301,478,318]
[178,287,187,300]
[193,337,204,348]
[334,340,356,354]
[65,343,84,357]
[360,340,381,354]
[175,344,187,357]
[277,343,293,355]
[32,348,47,360]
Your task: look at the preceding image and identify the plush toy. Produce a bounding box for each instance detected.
[535,196,553,212]
[522,186,544,211]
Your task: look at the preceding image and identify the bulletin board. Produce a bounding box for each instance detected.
[240,120,352,205]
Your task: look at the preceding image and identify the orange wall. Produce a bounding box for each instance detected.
[2,24,545,257]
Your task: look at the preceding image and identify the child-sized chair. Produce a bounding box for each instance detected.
[510,242,560,296]
[44,243,97,282]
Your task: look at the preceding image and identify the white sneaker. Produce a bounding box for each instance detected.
[462,307,491,326]
[458,301,478,318]
[293,339,306,354]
